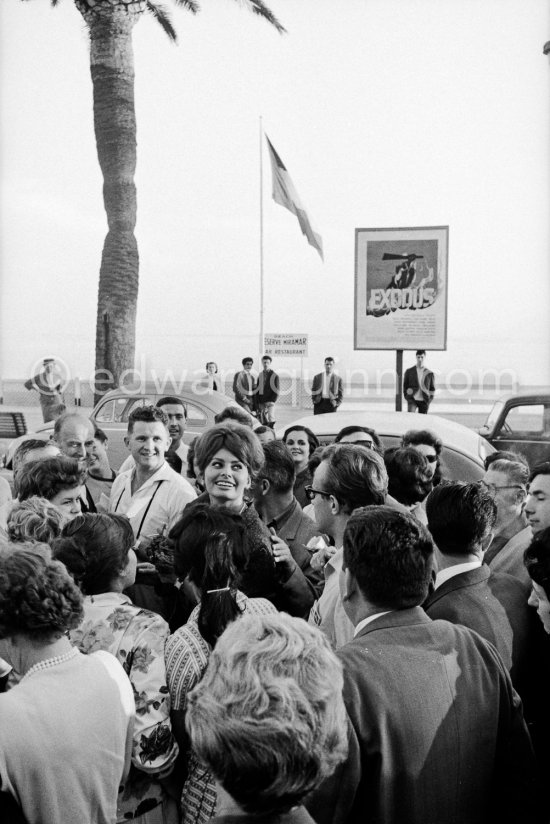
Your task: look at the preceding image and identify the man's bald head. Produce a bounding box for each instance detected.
[53,413,95,469]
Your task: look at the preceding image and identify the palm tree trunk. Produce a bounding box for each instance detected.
[85,10,140,401]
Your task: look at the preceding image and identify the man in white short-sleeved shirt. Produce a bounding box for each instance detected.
[110,405,196,545]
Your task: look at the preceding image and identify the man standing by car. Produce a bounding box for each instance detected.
[256,355,280,427]
[311,357,344,415]
[403,349,435,414]
[233,357,257,414]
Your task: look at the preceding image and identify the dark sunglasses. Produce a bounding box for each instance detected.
[305,485,332,502]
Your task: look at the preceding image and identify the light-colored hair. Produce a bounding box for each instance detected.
[321,443,388,513]
[186,613,348,815]
[7,496,64,544]
[0,543,83,641]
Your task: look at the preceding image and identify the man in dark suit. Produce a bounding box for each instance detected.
[424,482,534,691]
[233,357,256,413]
[311,357,343,415]
[403,349,435,413]
[306,506,542,824]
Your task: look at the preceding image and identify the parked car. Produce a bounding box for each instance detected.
[4,384,243,471]
[478,392,550,468]
[277,410,495,482]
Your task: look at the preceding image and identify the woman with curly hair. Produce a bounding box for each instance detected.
[7,496,64,544]
[165,505,277,824]
[0,542,134,824]
[53,513,179,824]
[185,613,348,823]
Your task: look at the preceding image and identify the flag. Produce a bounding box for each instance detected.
[265,135,324,260]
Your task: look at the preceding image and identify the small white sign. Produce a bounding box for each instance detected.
[263,333,308,357]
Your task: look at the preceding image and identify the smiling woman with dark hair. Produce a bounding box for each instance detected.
[0,542,134,824]
[283,425,320,508]
[53,513,179,823]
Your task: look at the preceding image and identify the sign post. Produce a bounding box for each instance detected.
[354,226,448,411]
[263,334,308,409]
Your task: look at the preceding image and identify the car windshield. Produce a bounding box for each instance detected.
[484,400,504,430]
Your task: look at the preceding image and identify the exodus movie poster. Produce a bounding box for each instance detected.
[354,226,448,351]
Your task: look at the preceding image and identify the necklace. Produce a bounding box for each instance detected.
[22,646,79,681]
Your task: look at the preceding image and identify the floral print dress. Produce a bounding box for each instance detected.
[70,592,178,822]
[165,592,278,824]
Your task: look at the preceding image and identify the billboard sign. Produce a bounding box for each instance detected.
[354,226,448,350]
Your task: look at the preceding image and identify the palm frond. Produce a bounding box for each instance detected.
[240,0,286,34]
[145,1,178,41]
[172,0,200,13]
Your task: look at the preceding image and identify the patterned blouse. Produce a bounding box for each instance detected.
[70,592,178,822]
[165,592,277,824]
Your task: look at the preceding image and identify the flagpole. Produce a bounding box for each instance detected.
[259,115,264,360]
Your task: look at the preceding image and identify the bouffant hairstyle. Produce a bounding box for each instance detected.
[282,425,320,457]
[524,527,550,598]
[12,438,55,474]
[17,456,86,503]
[170,504,248,647]
[7,496,64,544]
[127,404,168,434]
[0,543,83,641]
[194,423,265,480]
[402,429,443,456]
[53,513,134,596]
[186,613,348,815]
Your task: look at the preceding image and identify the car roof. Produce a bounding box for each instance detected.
[491,391,550,404]
[95,385,235,413]
[278,410,490,462]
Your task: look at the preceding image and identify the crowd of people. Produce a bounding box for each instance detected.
[0,393,550,824]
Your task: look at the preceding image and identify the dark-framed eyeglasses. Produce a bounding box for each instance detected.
[480,480,524,495]
[305,485,332,502]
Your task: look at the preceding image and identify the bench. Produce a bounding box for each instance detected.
[0,412,27,440]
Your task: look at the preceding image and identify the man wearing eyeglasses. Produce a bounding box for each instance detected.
[482,457,531,587]
[424,482,533,691]
[308,443,388,648]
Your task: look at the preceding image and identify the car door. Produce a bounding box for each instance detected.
[490,401,550,467]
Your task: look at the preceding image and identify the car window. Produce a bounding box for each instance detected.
[122,398,153,421]
[501,404,545,438]
[186,402,208,427]
[95,397,128,423]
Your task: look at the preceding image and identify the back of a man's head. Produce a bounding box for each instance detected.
[426,482,497,555]
[322,443,387,513]
[343,505,434,609]
[258,440,295,495]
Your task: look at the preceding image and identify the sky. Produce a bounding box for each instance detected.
[1,0,549,395]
